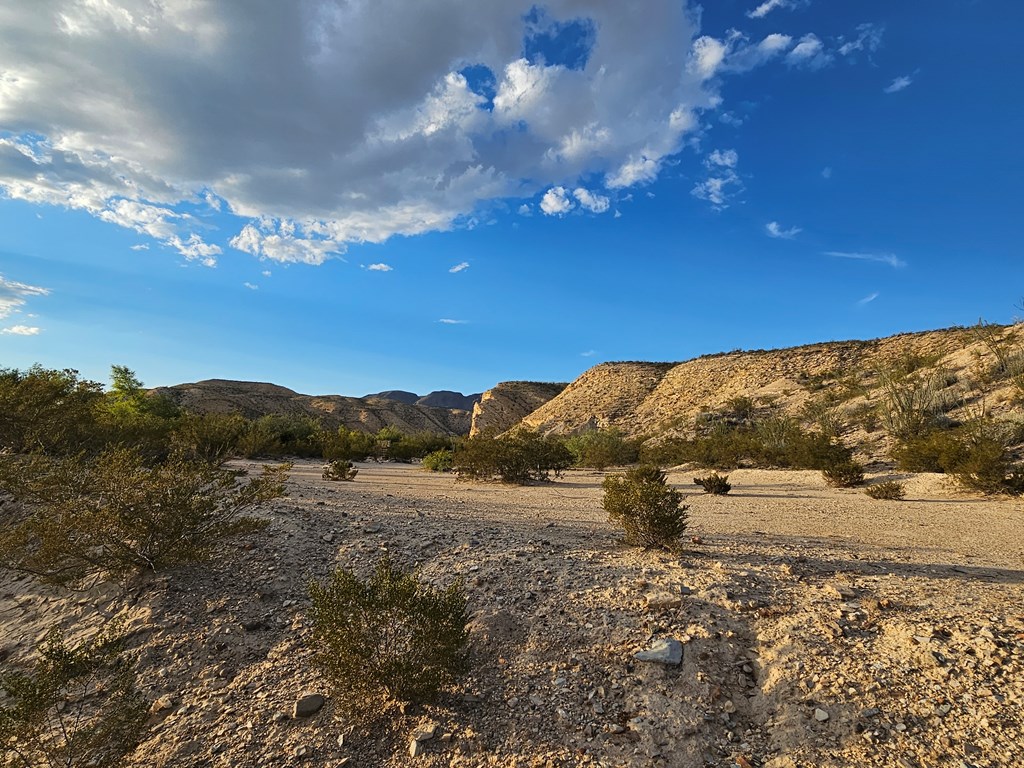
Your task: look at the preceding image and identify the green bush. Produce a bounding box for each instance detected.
[603,465,689,550]
[322,459,358,481]
[454,428,572,484]
[422,449,455,472]
[564,427,638,470]
[0,449,288,587]
[822,460,865,488]
[0,625,146,767]
[0,366,104,456]
[308,557,469,717]
[693,473,731,495]
[171,412,249,464]
[865,480,906,500]
[321,427,377,462]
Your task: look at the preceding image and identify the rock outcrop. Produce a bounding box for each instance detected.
[470,381,568,436]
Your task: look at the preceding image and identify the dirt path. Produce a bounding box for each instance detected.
[2,462,1021,767]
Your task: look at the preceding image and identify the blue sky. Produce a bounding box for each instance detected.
[1,0,1022,397]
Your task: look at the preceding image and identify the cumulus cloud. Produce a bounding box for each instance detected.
[766,221,801,238]
[693,149,743,208]
[691,31,794,79]
[449,261,470,273]
[367,263,393,272]
[0,2,722,264]
[540,186,574,216]
[787,34,832,69]
[825,251,906,269]
[1,325,41,336]
[572,187,610,214]
[707,149,739,168]
[884,75,913,94]
[0,274,49,320]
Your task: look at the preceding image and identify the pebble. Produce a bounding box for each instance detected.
[635,638,683,666]
[292,693,325,718]
[814,708,830,722]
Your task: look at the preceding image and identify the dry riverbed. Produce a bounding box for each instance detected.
[1,461,1021,767]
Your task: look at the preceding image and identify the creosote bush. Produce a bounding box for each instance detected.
[564,427,639,470]
[322,459,358,481]
[453,428,572,484]
[308,557,469,717]
[821,460,865,488]
[0,449,288,586]
[0,625,147,768]
[693,473,731,495]
[421,449,455,473]
[603,465,689,550]
[865,480,906,500]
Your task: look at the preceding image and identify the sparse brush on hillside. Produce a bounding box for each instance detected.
[877,365,959,442]
[603,465,689,550]
[0,624,147,768]
[0,449,288,587]
[564,427,639,470]
[693,473,731,495]
[972,320,1024,400]
[308,556,469,718]
[454,428,572,484]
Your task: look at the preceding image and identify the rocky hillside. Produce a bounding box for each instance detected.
[152,380,472,435]
[366,389,482,411]
[522,325,1024,458]
[470,381,568,436]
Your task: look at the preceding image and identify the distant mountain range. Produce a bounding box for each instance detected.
[364,389,482,411]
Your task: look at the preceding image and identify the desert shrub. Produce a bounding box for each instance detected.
[0,625,146,768]
[171,412,249,464]
[877,366,955,441]
[322,459,358,481]
[891,429,961,473]
[865,480,906,500]
[973,320,1024,398]
[693,473,731,495]
[724,395,757,421]
[0,449,287,586]
[381,431,454,462]
[235,415,322,458]
[603,465,689,549]
[0,366,105,456]
[308,556,469,717]
[321,427,377,462]
[564,427,639,470]
[822,460,865,488]
[454,428,572,484]
[800,399,846,439]
[422,449,455,472]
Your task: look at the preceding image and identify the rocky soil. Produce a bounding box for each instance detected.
[2,462,1021,767]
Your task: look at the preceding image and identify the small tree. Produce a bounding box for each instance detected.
[603,465,689,549]
[308,557,469,718]
[0,625,147,768]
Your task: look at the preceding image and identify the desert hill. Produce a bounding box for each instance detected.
[152,379,472,435]
[366,389,482,411]
[520,325,1024,459]
[470,381,569,436]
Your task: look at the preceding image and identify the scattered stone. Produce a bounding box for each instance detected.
[413,722,438,742]
[149,695,175,714]
[814,708,830,722]
[645,591,682,611]
[322,533,334,543]
[634,638,683,666]
[292,693,325,718]
[825,583,855,600]
[409,738,425,757]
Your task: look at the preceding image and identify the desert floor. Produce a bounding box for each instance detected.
[2,461,1022,767]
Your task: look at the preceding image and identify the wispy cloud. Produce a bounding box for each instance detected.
[884,75,913,94]
[580,349,597,357]
[449,262,470,273]
[573,187,610,214]
[707,149,739,168]
[0,274,49,320]
[838,23,884,58]
[366,263,393,272]
[130,243,149,251]
[857,292,879,306]
[822,166,833,179]
[786,34,832,69]
[517,204,532,216]
[1,325,41,335]
[825,251,906,269]
[261,270,271,277]
[243,282,259,290]
[747,0,807,18]
[766,221,802,239]
[438,318,466,325]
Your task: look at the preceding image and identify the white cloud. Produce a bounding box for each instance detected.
[822,166,833,179]
[1,325,41,336]
[825,251,906,269]
[438,318,466,325]
[261,270,272,277]
[747,0,808,18]
[580,349,596,357]
[787,34,832,69]
[243,282,258,290]
[130,243,149,251]
[449,261,470,273]
[0,2,719,265]
[838,23,884,57]
[517,204,532,216]
[766,221,802,238]
[857,292,879,306]
[0,274,49,320]
[707,149,739,168]
[691,32,794,79]
[884,75,913,94]
[367,263,393,272]
[540,186,574,216]
[572,187,610,214]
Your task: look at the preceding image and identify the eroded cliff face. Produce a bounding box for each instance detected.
[517,325,1024,457]
[470,381,568,436]
[151,379,472,434]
